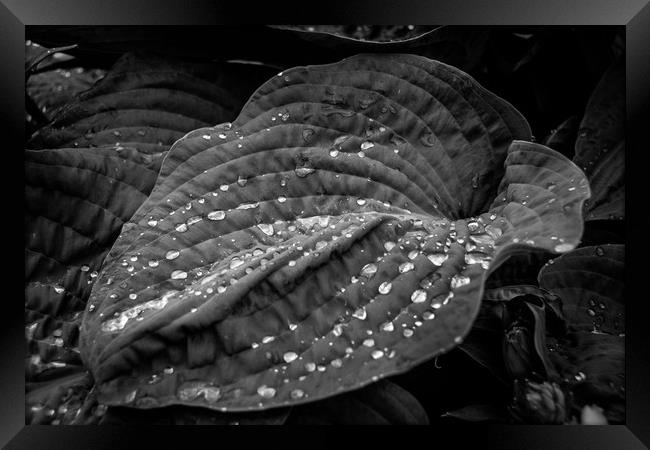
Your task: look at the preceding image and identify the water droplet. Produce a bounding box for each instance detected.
[450,274,470,289]
[166,250,180,260]
[361,263,378,277]
[230,258,244,269]
[262,336,275,344]
[329,149,340,158]
[290,389,304,399]
[403,329,414,338]
[378,281,392,295]
[384,241,396,251]
[288,260,296,267]
[554,243,573,253]
[277,195,287,203]
[305,362,316,372]
[220,184,229,191]
[363,338,375,347]
[427,253,448,266]
[352,307,367,320]
[129,293,137,300]
[399,262,414,273]
[356,198,367,206]
[408,250,419,260]
[360,141,374,150]
[420,131,436,147]
[171,270,187,280]
[331,358,343,368]
[423,311,435,320]
[283,352,298,363]
[257,223,274,236]
[236,202,258,210]
[257,385,276,398]
[175,223,188,233]
[80,265,90,272]
[207,210,226,221]
[411,289,427,303]
[295,165,316,177]
[53,285,65,294]
[302,128,314,142]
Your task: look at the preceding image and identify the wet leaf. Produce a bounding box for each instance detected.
[28,52,275,163]
[79,53,588,413]
[543,115,580,158]
[287,380,428,424]
[27,67,106,122]
[538,245,625,423]
[538,245,624,335]
[574,57,624,221]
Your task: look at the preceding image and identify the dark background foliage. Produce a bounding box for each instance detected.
[24,25,625,425]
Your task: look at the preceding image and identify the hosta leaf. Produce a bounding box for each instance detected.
[543,115,580,158]
[25,146,159,401]
[27,67,106,122]
[28,52,275,162]
[25,41,77,75]
[26,371,94,425]
[270,26,490,71]
[538,245,624,423]
[574,57,624,221]
[79,53,589,413]
[287,379,428,424]
[97,403,289,425]
[538,245,624,335]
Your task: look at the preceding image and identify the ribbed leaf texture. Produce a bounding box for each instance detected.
[79,54,589,413]
[538,245,624,423]
[25,52,275,424]
[28,52,275,163]
[574,57,624,221]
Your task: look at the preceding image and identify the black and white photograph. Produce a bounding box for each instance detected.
[4,0,649,447]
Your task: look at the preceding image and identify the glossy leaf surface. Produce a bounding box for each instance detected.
[79,54,589,412]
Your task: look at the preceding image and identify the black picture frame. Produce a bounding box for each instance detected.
[5,0,649,447]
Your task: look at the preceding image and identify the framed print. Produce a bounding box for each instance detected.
[3,0,649,448]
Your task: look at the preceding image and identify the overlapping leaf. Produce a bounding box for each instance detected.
[573,57,624,221]
[25,52,275,423]
[79,53,589,413]
[270,26,490,71]
[27,67,106,122]
[27,52,275,164]
[538,245,625,423]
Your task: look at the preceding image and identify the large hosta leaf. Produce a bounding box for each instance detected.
[79,53,589,413]
[573,57,624,221]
